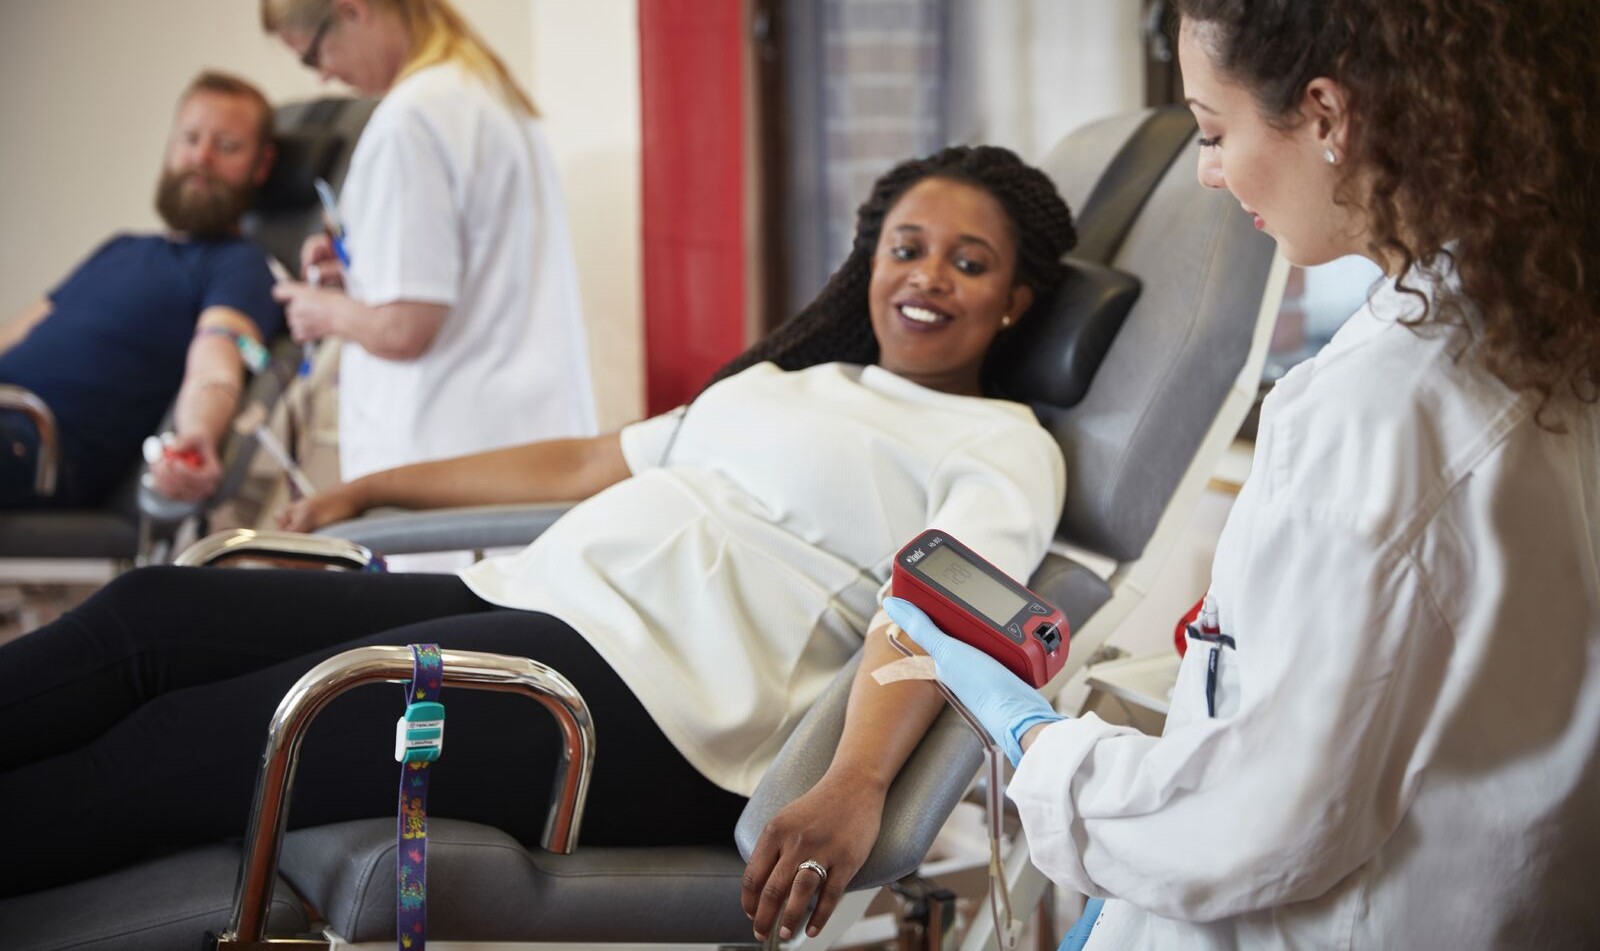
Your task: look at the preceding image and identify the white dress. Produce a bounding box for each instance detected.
[337,61,596,480]
[1011,267,1600,948]
[462,362,1066,794]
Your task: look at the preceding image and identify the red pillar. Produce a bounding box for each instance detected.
[638,0,747,414]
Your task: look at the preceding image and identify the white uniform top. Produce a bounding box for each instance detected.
[1013,267,1600,948]
[337,61,597,480]
[462,362,1064,794]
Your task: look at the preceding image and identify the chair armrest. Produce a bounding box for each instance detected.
[175,527,380,571]
[318,503,573,555]
[734,652,984,891]
[0,384,58,496]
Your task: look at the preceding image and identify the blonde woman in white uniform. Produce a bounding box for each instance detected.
[892,1,1600,948]
[263,0,596,480]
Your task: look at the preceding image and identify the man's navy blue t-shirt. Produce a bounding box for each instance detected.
[0,234,283,503]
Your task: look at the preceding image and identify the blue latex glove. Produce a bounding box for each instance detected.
[883,597,1066,765]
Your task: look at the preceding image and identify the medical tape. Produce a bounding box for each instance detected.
[871,655,937,685]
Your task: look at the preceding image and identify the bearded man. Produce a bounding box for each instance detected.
[0,71,284,507]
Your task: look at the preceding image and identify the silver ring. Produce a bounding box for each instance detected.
[796,859,828,883]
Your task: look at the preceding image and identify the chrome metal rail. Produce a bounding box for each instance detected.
[176,528,380,571]
[0,384,58,496]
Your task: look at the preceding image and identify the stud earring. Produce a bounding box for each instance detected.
[1324,147,1338,165]
[1000,314,1012,328]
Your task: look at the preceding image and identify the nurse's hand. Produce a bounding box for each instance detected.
[273,282,350,343]
[298,233,345,288]
[883,597,1065,765]
[742,773,882,942]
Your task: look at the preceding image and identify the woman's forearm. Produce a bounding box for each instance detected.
[825,613,947,793]
[349,433,629,513]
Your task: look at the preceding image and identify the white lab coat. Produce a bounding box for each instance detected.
[1011,265,1600,949]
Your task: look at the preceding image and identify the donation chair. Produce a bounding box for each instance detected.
[0,96,375,576]
[2,107,1283,950]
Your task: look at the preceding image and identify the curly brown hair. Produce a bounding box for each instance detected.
[1177,0,1600,416]
[705,145,1078,393]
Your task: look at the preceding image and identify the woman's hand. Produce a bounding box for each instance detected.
[884,597,1065,765]
[275,483,366,533]
[742,771,885,942]
[272,282,349,343]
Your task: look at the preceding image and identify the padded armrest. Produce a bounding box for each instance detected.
[318,502,573,555]
[734,652,984,891]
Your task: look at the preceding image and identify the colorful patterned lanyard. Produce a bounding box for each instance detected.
[395,644,444,950]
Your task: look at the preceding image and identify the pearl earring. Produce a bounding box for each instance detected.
[1000,315,1012,328]
[1324,147,1338,165]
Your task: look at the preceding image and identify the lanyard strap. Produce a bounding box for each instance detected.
[396,644,444,950]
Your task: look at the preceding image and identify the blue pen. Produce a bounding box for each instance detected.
[313,177,351,268]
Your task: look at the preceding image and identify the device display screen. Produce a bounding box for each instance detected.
[914,545,1026,625]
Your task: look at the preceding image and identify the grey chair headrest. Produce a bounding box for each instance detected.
[989,256,1141,409]
[253,128,345,214]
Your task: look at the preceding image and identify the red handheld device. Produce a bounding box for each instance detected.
[890,528,1068,688]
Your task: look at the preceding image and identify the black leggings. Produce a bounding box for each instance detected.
[0,567,747,897]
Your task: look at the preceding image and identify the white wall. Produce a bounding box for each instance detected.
[527,0,643,430]
[0,0,527,313]
[951,0,1145,161]
[0,0,644,429]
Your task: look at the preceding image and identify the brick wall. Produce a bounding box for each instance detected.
[818,0,948,270]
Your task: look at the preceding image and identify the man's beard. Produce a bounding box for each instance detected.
[154,167,255,240]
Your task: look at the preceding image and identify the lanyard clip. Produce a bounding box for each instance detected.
[395,701,445,764]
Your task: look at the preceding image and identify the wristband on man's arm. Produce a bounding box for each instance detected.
[194,325,270,372]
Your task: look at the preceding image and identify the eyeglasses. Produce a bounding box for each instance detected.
[300,13,335,70]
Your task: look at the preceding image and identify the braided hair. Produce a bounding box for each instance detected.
[705,145,1078,392]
